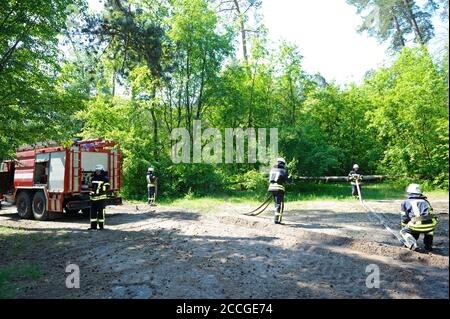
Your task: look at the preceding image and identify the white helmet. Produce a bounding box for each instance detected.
[277,157,286,165]
[95,164,104,171]
[353,164,359,170]
[148,167,154,172]
[406,183,422,195]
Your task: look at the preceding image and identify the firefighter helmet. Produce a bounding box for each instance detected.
[406,183,422,195]
[353,164,359,170]
[148,167,154,172]
[95,164,104,172]
[277,157,286,165]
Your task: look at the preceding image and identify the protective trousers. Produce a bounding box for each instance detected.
[90,200,106,230]
[271,191,285,224]
[148,186,156,204]
[400,228,433,251]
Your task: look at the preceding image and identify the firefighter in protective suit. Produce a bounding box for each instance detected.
[399,183,438,251]
[88,164,110,230]
[348,164,363,199]
[268,158,289,224]
[146,167,157,206]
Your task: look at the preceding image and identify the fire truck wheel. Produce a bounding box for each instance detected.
[16,191,33,219]
[32,191,49,221]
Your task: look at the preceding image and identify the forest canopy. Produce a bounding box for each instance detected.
[0,0,448,198]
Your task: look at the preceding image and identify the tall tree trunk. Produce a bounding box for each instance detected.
[185,53,192,135]
[196,54,207,120]
[393,14,406,47]
[151,108,158,160]
[288,75,296,124]
[233,0,248,64]
[150,87,158,160]
[111,69,116,98]
[248,66,257,128]
[402,0,424,44]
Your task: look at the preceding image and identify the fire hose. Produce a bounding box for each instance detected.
[243,195,272,216]
[354,179,407,246]
[243,195,285,223]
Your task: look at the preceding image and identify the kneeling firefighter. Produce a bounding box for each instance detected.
[268,158,289,224]
[399,183,438,251]
[88,164,110,230]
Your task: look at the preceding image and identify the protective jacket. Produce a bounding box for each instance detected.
[146,172,156,187]
[268,165,289,193]
[91,173,110,201]
[347,169,363,185]
[400,195,438,233]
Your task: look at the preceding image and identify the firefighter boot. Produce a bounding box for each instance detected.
[424,233,433,252]
[401,230,418,251]
[98,209,105,230]
[274,209,281,224]
[88,221,97,230]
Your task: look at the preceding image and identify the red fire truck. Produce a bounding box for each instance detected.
[0,139,122,220]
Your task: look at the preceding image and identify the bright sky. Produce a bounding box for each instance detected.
[260,0,389,84]
[260,0,447,85]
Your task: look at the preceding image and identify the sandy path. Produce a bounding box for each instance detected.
[0,199,448,299]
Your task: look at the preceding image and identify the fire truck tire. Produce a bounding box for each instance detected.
[32,191,49,221]
[16,191,33,219]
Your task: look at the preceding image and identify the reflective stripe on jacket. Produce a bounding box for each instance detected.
[401,196,438,233]
[91,174,110,201]
[268,183,285,192]
[146,173,156,187]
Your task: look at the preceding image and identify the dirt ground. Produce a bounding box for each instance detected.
[0,197,448,299]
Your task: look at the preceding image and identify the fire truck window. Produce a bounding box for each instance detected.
[34,162,48,185]
[0,162,7,173]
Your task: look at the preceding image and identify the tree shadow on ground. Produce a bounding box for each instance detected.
[0,208,201,226]
[3,222,446,299]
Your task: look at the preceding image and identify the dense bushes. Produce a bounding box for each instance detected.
[2,0,447,198]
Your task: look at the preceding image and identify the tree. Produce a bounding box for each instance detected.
[363,47,448,186]
[347,0,438,51]
[213,0,262,64]
[0,0,85,158]
[165,0,232,134]
[274,41,315,125]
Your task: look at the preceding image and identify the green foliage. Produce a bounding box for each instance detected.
[0,0,86,158]
[1,0,447,197]
[347,0,438,51]
[0,263,43,298]
[239,170,267,193]
[363,47,448,187]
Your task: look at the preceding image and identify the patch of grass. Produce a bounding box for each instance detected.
[287,181,407,201]
[0,263,43,298]
[148,181,448,208]
[0,226,57,298]
[0,226,54,257]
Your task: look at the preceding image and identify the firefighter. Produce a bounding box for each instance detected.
[88,164,110,230]
[399,183,438,251]
[268,158,289,224]
[146,167,157,206]
[347,164,363,199]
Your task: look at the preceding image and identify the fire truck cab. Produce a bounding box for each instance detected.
[0,139,122,220]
